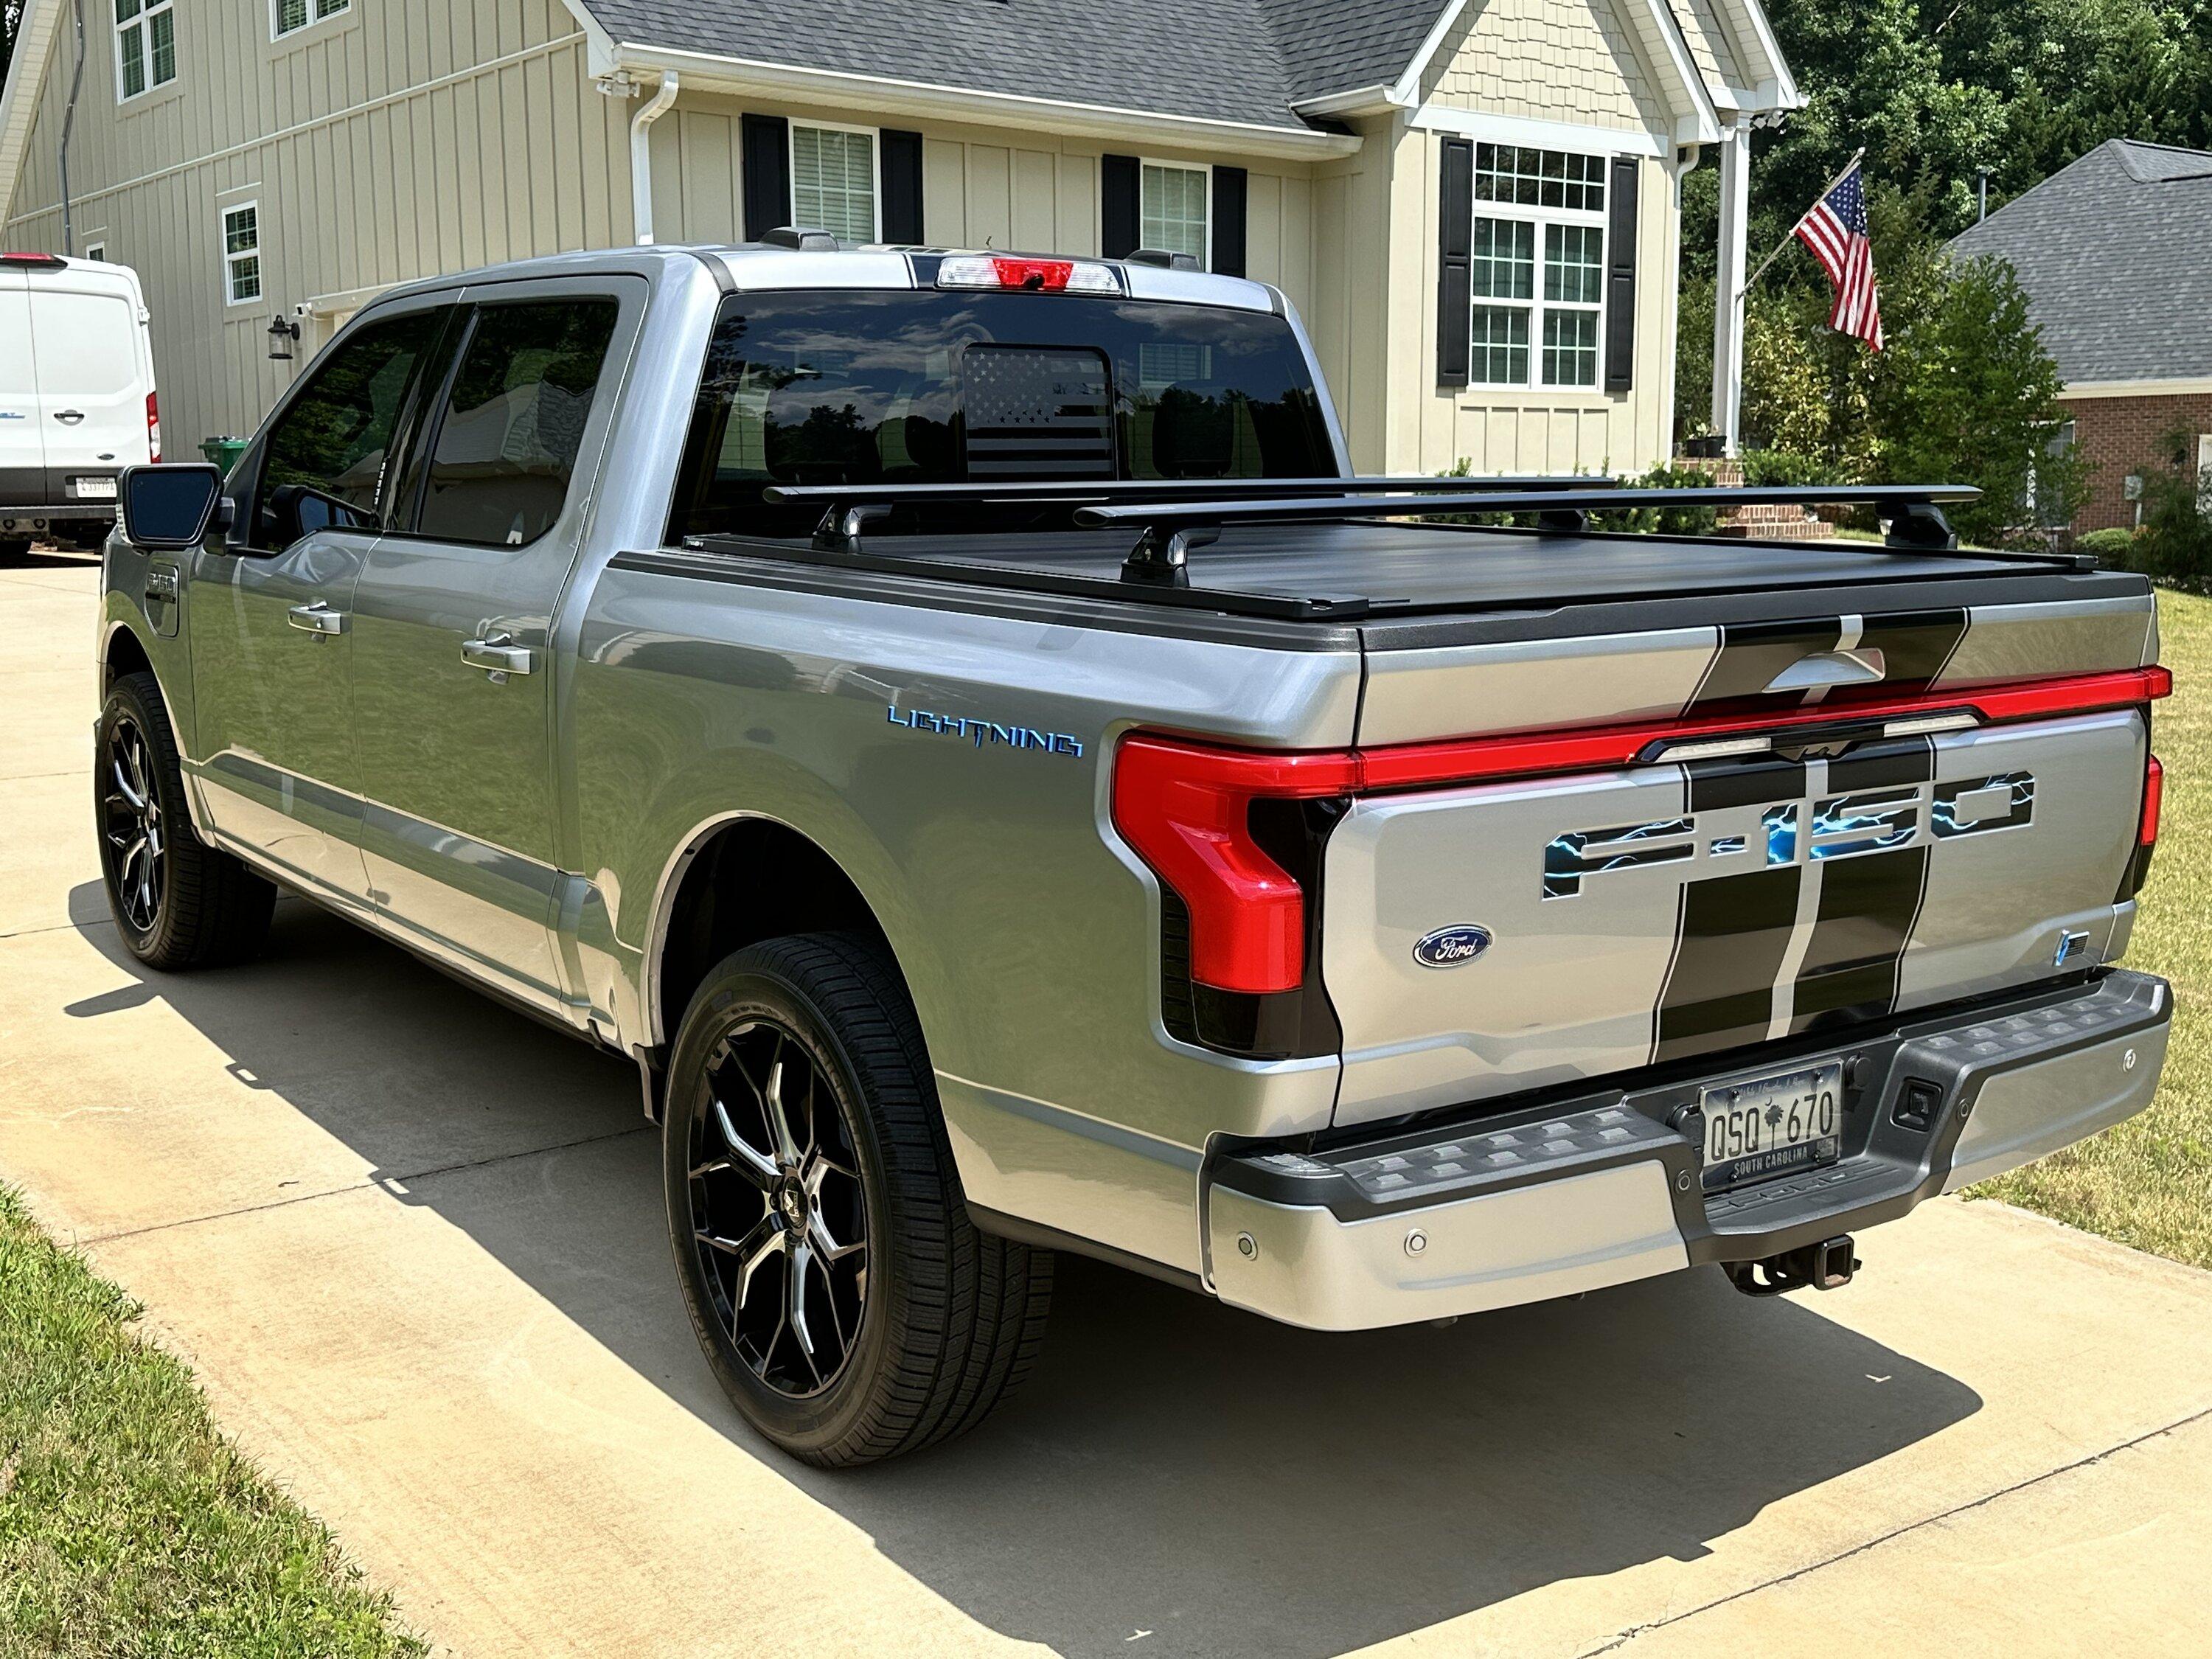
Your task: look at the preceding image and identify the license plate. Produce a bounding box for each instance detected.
[70,476,116,499]
[1700,1061,1843,1191]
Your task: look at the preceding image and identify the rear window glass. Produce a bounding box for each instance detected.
[667,289,1334,542]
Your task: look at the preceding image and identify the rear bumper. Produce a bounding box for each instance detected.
[1206,970,2170,1329]
[0,504,116,525]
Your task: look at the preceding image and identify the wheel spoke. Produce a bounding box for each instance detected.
[707,1096,779,1189]
[111,756,145,811]
[732,1221,787,1310]
[764,1040,805,1169]
[786,1239,824,1385]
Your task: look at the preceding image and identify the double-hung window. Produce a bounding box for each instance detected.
[114,0,176,101]
[274,0,351,39]
[791,125,878,242]
[223,204,262,305]
[1467,144,1607,390]
[1140,163,1210,265]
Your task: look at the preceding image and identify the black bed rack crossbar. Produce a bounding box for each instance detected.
[763,475,1612,554]
[1068,484,2017,584]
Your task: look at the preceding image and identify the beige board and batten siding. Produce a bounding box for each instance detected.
[2,0,629,450]
[1380,0,1684,476]
[641,88,1321,307]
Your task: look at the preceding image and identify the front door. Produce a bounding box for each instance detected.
[349,278,636,1005]
[185,301,452,904]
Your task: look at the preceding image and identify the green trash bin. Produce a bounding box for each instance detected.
[198,436,248,478]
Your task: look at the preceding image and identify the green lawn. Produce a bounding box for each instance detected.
[1976,588,2212,1267]
[0,1188,424,1659]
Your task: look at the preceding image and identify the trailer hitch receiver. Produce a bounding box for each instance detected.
[1724,1235,1860,1298]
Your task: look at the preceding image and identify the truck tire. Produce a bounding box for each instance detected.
[664,933,1052,1466]
[96,671,276,969]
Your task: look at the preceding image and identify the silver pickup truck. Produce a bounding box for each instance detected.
[97,241,2173,1467]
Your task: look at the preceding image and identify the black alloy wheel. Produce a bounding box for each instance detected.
[687,1018,870,1397]
[99,712,167,936]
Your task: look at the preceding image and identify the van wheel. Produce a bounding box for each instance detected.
[97,672,276,969]
[664,933,1052,1467]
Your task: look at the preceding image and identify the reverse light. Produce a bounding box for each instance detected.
[936,254,1119,295]
[145,391,161,464]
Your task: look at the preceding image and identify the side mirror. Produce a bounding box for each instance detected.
[118,463,232,551]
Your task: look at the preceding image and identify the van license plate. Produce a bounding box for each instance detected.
[71,476,116,499]
[1700,1061,1843,1191]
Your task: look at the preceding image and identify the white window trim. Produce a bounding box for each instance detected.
[271,0,352,44]
[1464,149,1609,394]
[114,0,178,105]
[82,242,107,262]
[222,200,262,307]
[1138,156,1213,269]
[787,119,882,241]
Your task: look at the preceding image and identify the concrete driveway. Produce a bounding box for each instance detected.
[4,558,2210,1658]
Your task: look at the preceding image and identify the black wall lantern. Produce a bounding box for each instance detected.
[266,314,301,361]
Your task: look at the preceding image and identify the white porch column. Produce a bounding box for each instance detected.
[1710,115,1750,456]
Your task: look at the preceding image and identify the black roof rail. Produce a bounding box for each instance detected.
[758,226,841,251]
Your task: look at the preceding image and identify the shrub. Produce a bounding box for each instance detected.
[2074,526,2138,569]
[1590,463,1720,536]
[2130,430,2212,591]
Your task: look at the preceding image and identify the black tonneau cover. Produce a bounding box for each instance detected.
[688,519,2108,625]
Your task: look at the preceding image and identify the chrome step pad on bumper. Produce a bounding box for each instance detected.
[1205,970,2170,1330]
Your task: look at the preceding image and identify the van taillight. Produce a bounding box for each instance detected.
[146,392,160,463]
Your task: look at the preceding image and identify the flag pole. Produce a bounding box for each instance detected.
[1737,147,1865,298]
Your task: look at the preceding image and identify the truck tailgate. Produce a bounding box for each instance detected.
[1324,594,2162,1127]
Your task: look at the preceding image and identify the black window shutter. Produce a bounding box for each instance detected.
[1604,155,1639,393]
[880,129,925,243]
[1436,138,1474,389]
[742,114,791,240]
[1211,166,1248,276]
[1101,153,1140,257]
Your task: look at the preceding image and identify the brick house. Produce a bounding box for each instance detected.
[1950,139,2212,535]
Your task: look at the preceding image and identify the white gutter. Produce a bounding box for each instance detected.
[601,42,1363,161]
[0,0,63,226]
[627,70,678,246]
[2057,377,2212,400]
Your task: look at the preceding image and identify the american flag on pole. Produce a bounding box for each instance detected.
[1795,161,1883,351]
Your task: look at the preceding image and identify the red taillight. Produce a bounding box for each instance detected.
[145,391,160,463]
[1113,737,1354,993]
[1113,666,2173,992]
[1,251,66,269]
[2140,754,2163,848]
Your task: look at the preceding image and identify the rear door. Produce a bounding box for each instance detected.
[348,276,636,1006]
[29,276,146,501]
[0,271,44,507]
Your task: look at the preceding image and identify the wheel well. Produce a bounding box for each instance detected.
[103,627,153,691]
[655,818,897,1047]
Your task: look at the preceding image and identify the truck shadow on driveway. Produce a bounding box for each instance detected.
[70,894,1981,1659]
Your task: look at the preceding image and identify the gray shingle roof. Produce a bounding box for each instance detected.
[1948,139,2212,385]
[577,0,1453,131]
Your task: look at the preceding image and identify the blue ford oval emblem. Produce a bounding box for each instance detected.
[1413,925,1492,968]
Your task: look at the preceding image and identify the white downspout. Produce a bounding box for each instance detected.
[1709,114,1750,457]
[630,71,679,246]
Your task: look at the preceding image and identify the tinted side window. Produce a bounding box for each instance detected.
[255,310,440,548]
[416,300,619,547]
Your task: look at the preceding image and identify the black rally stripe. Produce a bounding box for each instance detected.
[1789,737,1937,1034]
[1856,608,1969,690]
[1688,617,1845,709]
[1653,864,1804,1065]
[1687,754,1807,811]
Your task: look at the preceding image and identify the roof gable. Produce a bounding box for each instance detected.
[1949,139,2212,385]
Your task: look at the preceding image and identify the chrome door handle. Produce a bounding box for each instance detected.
[462,633,535,675]
[53,408,85,424]
[286,600,347,635]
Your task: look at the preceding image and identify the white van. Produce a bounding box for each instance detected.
[1,252,159,555]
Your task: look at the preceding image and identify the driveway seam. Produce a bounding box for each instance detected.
[75,1122,655,1247]
[1579,1400,2212,1655]
[0,917,114,942]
